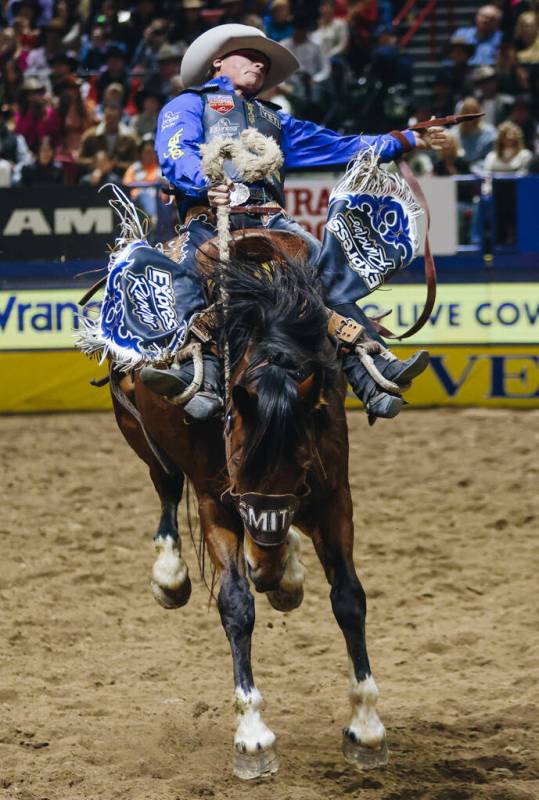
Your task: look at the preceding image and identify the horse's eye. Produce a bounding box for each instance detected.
[225,412,233,435]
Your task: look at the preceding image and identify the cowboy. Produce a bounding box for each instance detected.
[141,24,447,420]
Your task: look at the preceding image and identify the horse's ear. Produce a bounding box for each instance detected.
[232,384,258,421]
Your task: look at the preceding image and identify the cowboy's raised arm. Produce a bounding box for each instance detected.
[155,92,208,204]
[280,113,417,168]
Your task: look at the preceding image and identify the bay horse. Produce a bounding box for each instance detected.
[111,228,388,779]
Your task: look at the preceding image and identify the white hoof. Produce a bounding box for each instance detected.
[233,743,279,780]
[151,536,191,609]
[346,671,386,748]
[234,688,276,754]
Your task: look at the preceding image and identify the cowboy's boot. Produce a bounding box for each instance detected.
[341,350,403,419]
[333,303,430,390]
[140,351,223,421]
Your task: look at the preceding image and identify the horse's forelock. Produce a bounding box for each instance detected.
[212,249,336,485]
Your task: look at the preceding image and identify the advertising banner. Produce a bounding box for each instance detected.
[2,283,537,351]
[0,186,114,260]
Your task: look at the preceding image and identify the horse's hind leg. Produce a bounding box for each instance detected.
[150,468,192,609]
[314,486,388,769]
[112,398,191,608]
[198,495,278,780]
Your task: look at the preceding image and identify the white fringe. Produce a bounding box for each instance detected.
[75,186,173,369]
[331,144,423,256]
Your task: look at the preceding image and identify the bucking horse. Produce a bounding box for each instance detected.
[77,122,464,778]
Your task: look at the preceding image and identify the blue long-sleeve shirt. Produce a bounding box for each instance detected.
[155,75,416,213]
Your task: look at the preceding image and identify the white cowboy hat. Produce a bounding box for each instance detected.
[180,23,299,92]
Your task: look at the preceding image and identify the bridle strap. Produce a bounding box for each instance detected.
[367,153,437,341]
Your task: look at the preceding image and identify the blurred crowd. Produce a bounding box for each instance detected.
[1,0,539,202]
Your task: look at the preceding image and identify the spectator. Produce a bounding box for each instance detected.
[118,0,159,58]
[0,104,32,185]
[496,41,524,95]
[453,96,496,170]
[434,34,475,101]
[132,86,163,138]
[10,14,39,71]
[0,58,24,106]
[79,101,138,173]
[19,134,63,184]
[515,12,539,63]
[452,5,502,66]
[282,16,331,83]
[130,18,170,74]
[312,0,349,59]
[221,0,245,25]
[48,51,79,96]
[79,149,123,187]
[171,0,208,48]
[53,0,81,49]
[347,0,378,76]
[95,42,131,105]
[263,1,293,43]
[123,133,161,218]
[91,0,123,46]
[24,17,65,78]
[370,25,413,88]
[54,78,96,181]
[433,135,471,176]
[142,43,182,104]
[483,120,533,174]
[5,0,52,28]
[507,94,536,150]
[282,15,331,118]
[472,66,513,126]
[15,75,62,151]
[80,24,109,72]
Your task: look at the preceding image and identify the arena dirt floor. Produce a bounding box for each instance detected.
[1,408,538,800]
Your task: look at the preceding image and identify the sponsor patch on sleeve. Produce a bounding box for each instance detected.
[160,109,180,131]
[163,129,184,160]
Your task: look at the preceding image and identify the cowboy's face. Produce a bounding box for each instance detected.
[212,49,269,95]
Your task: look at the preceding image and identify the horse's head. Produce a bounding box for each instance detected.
[215,236,337,591]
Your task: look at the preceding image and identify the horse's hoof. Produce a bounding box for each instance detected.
[233,744,279,780]
[342,731,389,770]
[266,587,303,612]
[151,576,192,609]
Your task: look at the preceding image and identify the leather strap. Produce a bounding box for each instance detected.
[327,310,364,345]
[373,159,437,340]
[79,275,107,307]
[229,203,282,215]
[390,129,414,153]
[109,370,175,476]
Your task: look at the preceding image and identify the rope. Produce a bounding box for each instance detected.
[199,129,284,405]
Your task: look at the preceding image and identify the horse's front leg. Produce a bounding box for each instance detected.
[314,485,388,769]
[199,495,278,780]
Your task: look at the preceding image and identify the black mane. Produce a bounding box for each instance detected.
[210,250,337,483]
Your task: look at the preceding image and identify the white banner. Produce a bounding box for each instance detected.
[284,173,457,255]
